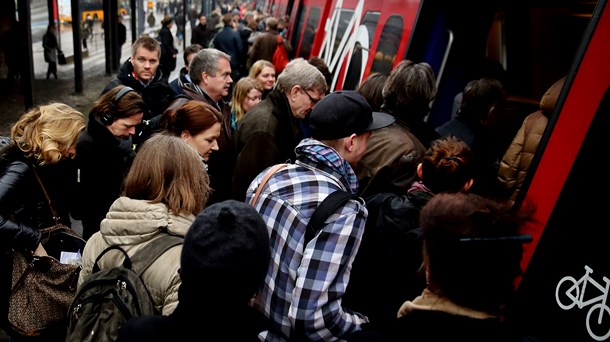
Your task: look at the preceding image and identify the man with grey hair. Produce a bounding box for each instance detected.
[166,48,235,204]
[233,58,327,201]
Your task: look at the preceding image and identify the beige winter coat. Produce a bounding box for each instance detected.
[77,197,195,315]
[497,77,566,201]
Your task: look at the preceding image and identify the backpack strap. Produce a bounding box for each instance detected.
[130,235,183,277]
[92,245,131,273]
[304,190,358,245]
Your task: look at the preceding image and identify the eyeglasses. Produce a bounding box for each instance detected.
[303,90,321,105]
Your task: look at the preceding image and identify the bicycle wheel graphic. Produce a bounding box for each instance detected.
[556,276,578,310]
[586,303,610,341]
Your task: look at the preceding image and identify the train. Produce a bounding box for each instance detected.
[257,0,610,340]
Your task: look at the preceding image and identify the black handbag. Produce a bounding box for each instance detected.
[57,49,67,65]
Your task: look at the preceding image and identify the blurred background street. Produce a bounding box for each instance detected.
[0,0,188,136]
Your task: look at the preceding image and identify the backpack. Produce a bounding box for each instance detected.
[272,35,289,74]
[304,190,357,244]
[65,235,182,342]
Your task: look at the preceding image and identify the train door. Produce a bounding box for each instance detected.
[504,1,610,340]
[289,0,331,60]
[316,0,420,90]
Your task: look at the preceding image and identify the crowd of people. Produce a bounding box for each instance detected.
[0,0,554,341]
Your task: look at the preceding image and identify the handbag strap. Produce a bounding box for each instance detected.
[250,163,289,207]
[31,167,60,224]
[9,252,34,296]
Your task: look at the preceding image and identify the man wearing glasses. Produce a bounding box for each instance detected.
[233,58,327,201]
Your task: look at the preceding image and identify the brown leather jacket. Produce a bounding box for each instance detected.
[354,121,426,198]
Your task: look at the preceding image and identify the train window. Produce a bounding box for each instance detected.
[330,9,356,58]
[298,7,322,59]
[370,15,403,75]
[343,12,380,90]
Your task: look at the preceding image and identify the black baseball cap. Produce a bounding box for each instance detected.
[309,91,395,140]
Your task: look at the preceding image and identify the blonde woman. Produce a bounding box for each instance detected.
[230,77,263,132]
[249,59,276,99]
[0,103,85,340]
[78,133,211,315]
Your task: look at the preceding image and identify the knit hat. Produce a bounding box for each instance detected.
[309,90,395,140]
[180,200,270,302]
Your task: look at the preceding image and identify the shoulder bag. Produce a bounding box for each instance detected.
[7,167,85,337]
[57,49,67,65]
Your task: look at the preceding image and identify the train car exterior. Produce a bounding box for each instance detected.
[268,0,610,339]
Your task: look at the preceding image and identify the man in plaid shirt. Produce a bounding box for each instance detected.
[248,91,394,341]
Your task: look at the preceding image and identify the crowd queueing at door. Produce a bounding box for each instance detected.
[1,0,557,341]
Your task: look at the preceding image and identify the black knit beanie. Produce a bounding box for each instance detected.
[180,200,270,303]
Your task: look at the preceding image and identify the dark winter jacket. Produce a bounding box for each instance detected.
[247,30,291,69]
[102,59,174,121]
[213,25,244,71]
[0,143,76,327]
[169,67,189,96]
[74,113,136,240]
[102,59,174,146]
[343,185,432,323]
[158,25,178,78]
[354,120,425,198]
[168,83,236,205]
[0,144,74,250]
[233,88,303,201]
[191,23,214,47]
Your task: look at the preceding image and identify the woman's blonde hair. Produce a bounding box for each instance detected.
[10,102,86,165]
[231,78,263,124]
[123,133,211,216]
[249,59,275,79]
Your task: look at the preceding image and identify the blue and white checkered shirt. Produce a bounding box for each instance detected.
[247,138,369,341]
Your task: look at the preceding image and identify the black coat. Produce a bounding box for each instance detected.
[158,26,178,77]
[102,59,174,121]
[342,188,432,323]
[74,114,135,240]
[191,23,213,48]
[233,89,304,201]
[170,83,237,205]
[0,144,76,327]
[213,26,244,70]
[0,144,75,249]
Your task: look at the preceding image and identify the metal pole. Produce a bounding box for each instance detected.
[131,0,137,44]
[110,0,119,70]
[103,0,112,75]
[19,0,35,108]
[71,0,83,93]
